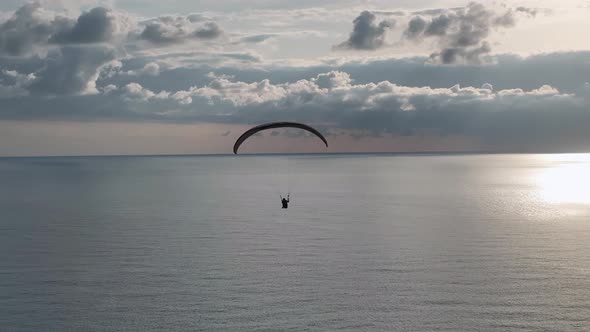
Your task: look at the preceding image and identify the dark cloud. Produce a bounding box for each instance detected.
[0,2,54,56]
[50,7,115,44]
[438,41,491,64]
[335,10,395,50]
[424,14,451,36]
[404,16,427,39]
[493,10,516,27]
[0,3,121,56]
[402,3,538,64]
[29,45,116,95]
[194,22,222,39]
[139,22,182,44]
[0,3,120,97]
[139,15,223,44]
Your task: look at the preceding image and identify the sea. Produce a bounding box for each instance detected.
[1,153,589,331]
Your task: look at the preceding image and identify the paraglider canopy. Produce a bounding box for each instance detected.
[233,122,328,154]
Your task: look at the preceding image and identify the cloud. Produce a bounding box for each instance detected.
[334,10,394,50]
[0,2,55,56]
[481,82,493,91]
[515,6,539,17]
[0,3,129,56]
[0,1,122,97]
[176,71,570,116]
[92,50,590,106]
[404,16,427,39]
[177,75,290,106]
[133,51,262,71]
[187,14,210,22]
[122,82,169,101]
[401,3,538,64]
[101,83,117,94]
[137,62,160,76]
[1,58,590,152]
[0,3,223,55]
[194,22,222,39]
[118,70,574,125]
[49,7,116,44]
[86,67,589,151]
[138,15,223,44]
[0,69,35,97]
[239,34,276,44]
[0,1,587,154]
[121,62,161,76]
[312,71,352,89]
[29,45,116,95]
[233,30,326,47]
[424,14,451,36]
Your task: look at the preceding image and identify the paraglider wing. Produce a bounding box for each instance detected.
[233,122,328,154]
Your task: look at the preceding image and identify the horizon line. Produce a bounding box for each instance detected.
[1,150,590,159]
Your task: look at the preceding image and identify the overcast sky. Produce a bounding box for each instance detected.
[1,0,590,156]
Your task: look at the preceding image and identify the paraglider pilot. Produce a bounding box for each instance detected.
[280,194,290,209]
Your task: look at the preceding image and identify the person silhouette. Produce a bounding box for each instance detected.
[280,194,290,209]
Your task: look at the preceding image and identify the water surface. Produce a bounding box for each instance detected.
[1,154,589,331]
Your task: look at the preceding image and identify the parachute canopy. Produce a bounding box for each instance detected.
[233,122,328,154]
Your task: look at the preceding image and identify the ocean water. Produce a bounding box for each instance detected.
[1,154,590,331]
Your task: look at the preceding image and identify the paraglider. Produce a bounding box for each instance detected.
[233,122,328,209]
[233,122,328,154]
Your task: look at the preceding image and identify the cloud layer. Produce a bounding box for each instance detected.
[12,66,586,150]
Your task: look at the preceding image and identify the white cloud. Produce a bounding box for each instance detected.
[158,71,568,112]
[312,71,352,89]
[101,83,117,94]
[122,82,169,101]
[121,62,161,76]
[481,82,493,91]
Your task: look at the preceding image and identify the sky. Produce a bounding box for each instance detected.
[1,0,590,156]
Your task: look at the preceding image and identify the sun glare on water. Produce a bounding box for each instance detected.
[534,154,590,205]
